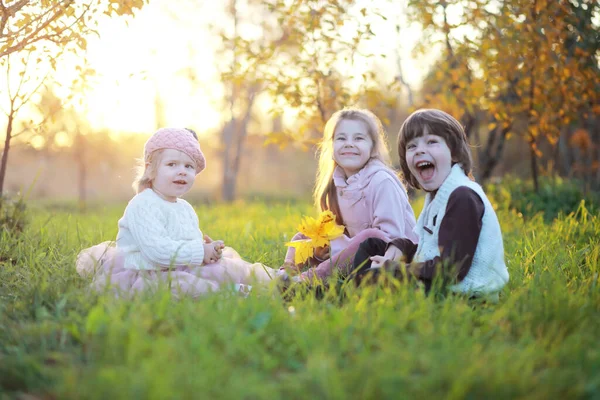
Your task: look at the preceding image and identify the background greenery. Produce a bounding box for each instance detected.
[0,190,599,399]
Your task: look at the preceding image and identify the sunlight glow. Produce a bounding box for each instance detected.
[29,135,45,150]
[3,0,431,139]
[78,1,224,135]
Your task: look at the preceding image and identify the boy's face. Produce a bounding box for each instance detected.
[332,119,374,178]
[405,131,452,192]
[152,149,196,201]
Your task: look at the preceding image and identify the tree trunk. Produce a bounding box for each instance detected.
[394,24,413,108]
[222,123,246,202]
[75,132,86,211]
[221,118,236,202]
[478,123,510,182]
[527,0,540,192]
[557,127,571,178]
[0,111,14,196]
[230,123,248,201]
[529,141,539,191]
[595,120,600,190]
[220,88,258,202]
[221,0,240,203]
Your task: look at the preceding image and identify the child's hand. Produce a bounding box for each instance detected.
[275,269,290,291]
[212,240,225,258]
[275,269,304,291]
[203,242,219,264]
[204,234,224,245]
[314,244,330,261]
[370,244,403,268]
[204,235,225,260]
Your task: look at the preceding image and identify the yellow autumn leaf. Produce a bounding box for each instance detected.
[297,210,344,247]
[316,211,345,240]
[285,210,345,265]
[296,215,323,245]
[285,239,313,265]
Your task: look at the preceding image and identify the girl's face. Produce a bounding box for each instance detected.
[405,132,452,192]
[152,149,197,201]
[332,119,374,178]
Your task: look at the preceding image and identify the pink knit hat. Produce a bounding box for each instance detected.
[144,128,206,174]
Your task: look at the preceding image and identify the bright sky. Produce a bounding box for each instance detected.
[77,1,225,135]
[2,0,435,138]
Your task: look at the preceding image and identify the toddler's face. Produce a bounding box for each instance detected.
[405,132,452,192]
[332,119,374,178]
[152,149,196,201]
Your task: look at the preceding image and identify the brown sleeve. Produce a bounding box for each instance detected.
[410,186,485,282]
[388,238,418,261]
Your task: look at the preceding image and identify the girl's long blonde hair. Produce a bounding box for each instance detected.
[132,149,164,194]
[313,108,391,223]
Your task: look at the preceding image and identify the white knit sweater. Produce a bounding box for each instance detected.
[413,164,509,295]
[116,189,205,270]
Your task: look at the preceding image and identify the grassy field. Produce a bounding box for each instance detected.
[0,198,599,399]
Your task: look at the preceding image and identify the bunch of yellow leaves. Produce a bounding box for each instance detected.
[285,210,345,265]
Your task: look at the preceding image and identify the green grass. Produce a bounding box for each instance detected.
[1,199,599,399]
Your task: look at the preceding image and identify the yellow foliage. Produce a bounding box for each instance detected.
[570,129,592,150]
[285,240,315,266]
[285,210,345,265]
[263,132,293,150]
[1,1,147,59]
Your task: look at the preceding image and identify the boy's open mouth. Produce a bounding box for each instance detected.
[416,161,435,181]
[173,180,187,185]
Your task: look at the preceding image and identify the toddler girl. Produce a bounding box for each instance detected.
[77,127,274,298]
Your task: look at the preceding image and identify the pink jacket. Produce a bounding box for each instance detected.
[329,159,418,256]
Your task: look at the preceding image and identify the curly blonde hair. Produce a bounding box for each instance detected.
[132,149,165,193]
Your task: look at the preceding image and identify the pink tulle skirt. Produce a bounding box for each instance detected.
[76,242,275,299]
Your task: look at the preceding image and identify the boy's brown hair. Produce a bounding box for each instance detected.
[397,109,473,190]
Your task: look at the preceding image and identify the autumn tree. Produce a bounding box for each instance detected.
[29,64,99,209]
[0,0,145,58]
[0,49,52,195]
[213,0,274,202]
[204,0,391,201]
[407,0,600,189]
[261,0,393,149]
[0,0,147,195]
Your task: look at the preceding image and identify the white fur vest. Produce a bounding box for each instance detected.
[413,164,509,295]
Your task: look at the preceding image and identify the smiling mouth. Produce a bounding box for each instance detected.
[173,180,187,185]
[415,161,435,181]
